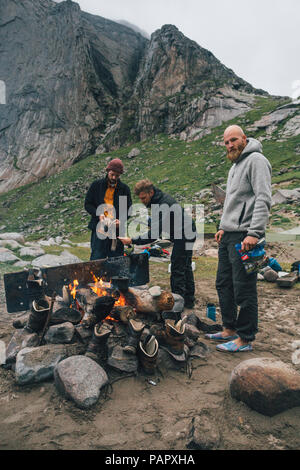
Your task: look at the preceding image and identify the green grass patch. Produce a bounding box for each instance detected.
[0,94,298,240]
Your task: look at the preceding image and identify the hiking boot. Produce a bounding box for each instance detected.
[161,310,181,323]
[92,296,116,323]
[85,322,112,362]
[25,299,50,333]
[184,299,195,309]
[152,319,185,356]
[27,279,44,301]
[138,335,158,375]
[124,319,145,355]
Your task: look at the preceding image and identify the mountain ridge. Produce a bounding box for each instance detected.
[0,0,297,195]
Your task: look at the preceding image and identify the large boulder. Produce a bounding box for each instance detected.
[54,356,108,409]
[32,251,82,267]
[15,345,68,385]
[19,246,45,257]
[0,233,25,244]
[229,357,300,416]
[0,239,22,249]
[0,249,20,263]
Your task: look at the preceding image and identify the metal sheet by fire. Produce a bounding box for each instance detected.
[3,254,149,314]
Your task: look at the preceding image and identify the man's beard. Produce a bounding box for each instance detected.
[227,143,246,162]
[108,178,117,187]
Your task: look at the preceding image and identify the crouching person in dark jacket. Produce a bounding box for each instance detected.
[119,179,197,309]
[84,159,132,260]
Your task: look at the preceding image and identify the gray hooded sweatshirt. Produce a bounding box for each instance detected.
[219,138,272,239]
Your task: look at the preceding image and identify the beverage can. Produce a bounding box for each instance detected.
[206,303,216,322]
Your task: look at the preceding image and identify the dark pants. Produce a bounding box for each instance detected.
[90,230,124,260]
[216,232,258,342]
[170,240,195,306]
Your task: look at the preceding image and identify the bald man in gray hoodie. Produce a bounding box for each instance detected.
[206,125,272,353]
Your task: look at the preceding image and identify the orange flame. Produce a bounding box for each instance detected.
[69,279,79,299]
[90,272,127,307]
[114,293,127,306]
[90,273,112,297]
[69,273,128,323]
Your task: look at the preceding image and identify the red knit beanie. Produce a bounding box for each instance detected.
[106,158,124,174]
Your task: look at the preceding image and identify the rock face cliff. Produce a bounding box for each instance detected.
[0,0,147,192]
[0,0,266,193]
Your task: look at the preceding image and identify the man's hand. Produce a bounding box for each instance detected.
[118,237,132,245]
[215,230,224,244]
[241,236,259,252]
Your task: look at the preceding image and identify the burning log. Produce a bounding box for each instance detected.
[111,305,136,324]
[124,288,175,315]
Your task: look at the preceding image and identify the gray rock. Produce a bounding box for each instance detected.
[253,107,295,129]
[0,239,22,249]
[14,260,30,267]
[75,324,93,343]
[292,350,300,366]
[281,115,300,138]
[263,269,278,282]
[291,340,300,350]
[272,189,300,205]
[19,246,45,257]
[54,355,108,409]
[0,250,20,263]
[0,233,25,244]
[149,286,162,297]
[187,414,221,450]
[229,357,300,416]
[189,342,210,360]
[44,322,75,344]
[184,324,201,341]
[172,294,185,313]
[128,148,140,158]
[15,345,68,385]
[32,251,82,268]
[50,305,82,325]
[107,345,138,373]
[5,329,39,365]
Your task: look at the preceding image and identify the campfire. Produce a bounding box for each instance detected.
[3,255,216,409]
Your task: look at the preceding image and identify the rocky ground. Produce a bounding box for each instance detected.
[0,240,300,451]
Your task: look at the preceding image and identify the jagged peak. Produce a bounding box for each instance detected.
[151,24,180,40]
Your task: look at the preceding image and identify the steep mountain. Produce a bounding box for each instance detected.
[0,0,294,195]
[102,24,265,149]
[0,0,147,192]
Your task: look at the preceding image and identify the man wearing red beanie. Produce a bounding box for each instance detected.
[85,159,132,260]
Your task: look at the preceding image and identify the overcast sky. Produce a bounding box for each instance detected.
[58,0,300,98]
